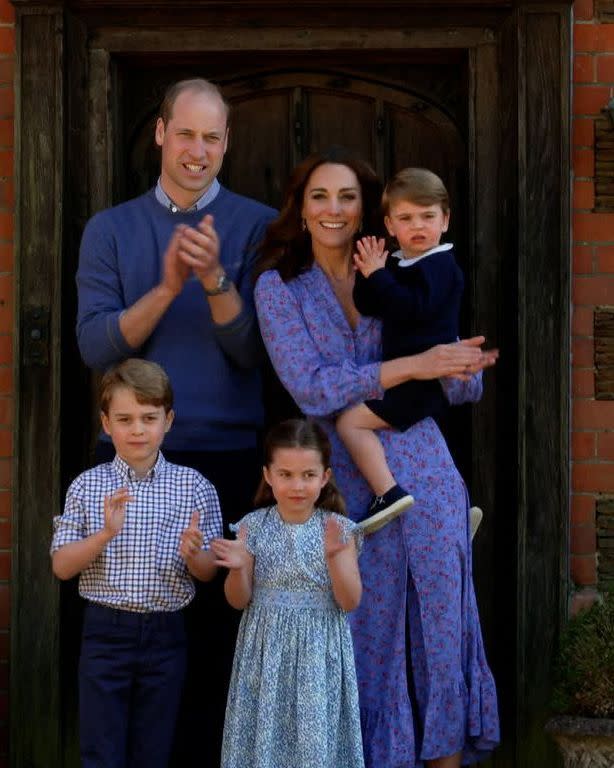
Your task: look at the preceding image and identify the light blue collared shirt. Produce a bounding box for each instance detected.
[155,177,221,213]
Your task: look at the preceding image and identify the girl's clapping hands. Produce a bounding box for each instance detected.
[210,526,253,570]
[324,516,353,560]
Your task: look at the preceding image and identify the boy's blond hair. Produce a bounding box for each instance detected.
[382,167,450,216]
[99,359,174,415]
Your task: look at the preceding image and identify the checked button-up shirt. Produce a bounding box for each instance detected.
[51,452,223,612]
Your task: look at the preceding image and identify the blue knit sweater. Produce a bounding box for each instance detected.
[76,187,276,450]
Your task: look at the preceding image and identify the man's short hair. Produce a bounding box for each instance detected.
[100,359,174,414]
[159,78,230,126]
[382,167,450,216]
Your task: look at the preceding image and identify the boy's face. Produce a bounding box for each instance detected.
[385,200,450,258]
[101,386,174,475]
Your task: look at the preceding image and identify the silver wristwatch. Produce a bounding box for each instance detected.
[204,271,232,296]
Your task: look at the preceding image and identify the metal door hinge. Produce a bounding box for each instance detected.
[23,306,50,366]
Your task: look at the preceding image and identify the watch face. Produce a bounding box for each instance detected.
[205,273,231,295]
[217,275,231,292]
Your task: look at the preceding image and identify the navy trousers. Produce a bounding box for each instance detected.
[79,602,187,768]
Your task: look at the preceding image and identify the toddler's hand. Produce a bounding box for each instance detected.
[210,526,252,570]
[180,511,204,561]
[103,488,132,538]
[353,236,388,278]
[324,517,352,560]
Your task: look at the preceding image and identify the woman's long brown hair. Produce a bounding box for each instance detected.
[254,146,383,283]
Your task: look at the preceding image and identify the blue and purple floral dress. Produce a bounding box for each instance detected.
[254,265,500,767]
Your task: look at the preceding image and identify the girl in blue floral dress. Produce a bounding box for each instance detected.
[211,419,364,768]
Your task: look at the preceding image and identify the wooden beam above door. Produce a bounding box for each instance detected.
[11,0,575,9]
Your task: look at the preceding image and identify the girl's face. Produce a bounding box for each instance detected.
[301,163,363,256]
[263,447,331,523]
[385,199,449,258]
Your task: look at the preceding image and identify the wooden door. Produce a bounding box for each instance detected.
[12,6,571,768]
[51,50,513,768]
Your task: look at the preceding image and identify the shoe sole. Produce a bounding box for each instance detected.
[358,495,414,535]
[470,506,483,540]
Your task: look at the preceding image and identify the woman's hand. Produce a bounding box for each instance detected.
[410,337,498,380]
[380,336,498,389]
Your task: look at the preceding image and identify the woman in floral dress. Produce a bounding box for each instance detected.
[253,147,500,768]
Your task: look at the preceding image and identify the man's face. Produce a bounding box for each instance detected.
[155,88,229,209]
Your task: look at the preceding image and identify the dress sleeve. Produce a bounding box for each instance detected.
[254,270,384,417]
[440,371,483,404]
[229,509,263,555]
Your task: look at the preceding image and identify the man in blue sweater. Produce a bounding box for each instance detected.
[76,78,276,767]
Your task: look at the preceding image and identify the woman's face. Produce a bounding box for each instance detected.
[301,163,363,254]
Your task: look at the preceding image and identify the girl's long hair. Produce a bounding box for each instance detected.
[254,146,383,283]
[254,419,346,516]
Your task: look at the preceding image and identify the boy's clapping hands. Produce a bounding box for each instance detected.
[103,488,133,538]
[179,511,204,561]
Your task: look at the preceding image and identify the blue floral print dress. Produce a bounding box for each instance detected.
[254,266,500,768]
[221,506,365,768]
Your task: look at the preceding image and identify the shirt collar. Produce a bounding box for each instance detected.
[155,177,220,213]
[111,451,167,483]
[391,242,453,267]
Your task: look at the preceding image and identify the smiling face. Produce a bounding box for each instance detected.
[101,386,174,477]
[301,163,363,259]
[155,88,229,209]
[385,199,450,258]
[263,447,331,523]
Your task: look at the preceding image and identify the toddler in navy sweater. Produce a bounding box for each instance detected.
[337,168,464,533]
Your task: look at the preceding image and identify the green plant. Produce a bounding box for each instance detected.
[551,593,614,718]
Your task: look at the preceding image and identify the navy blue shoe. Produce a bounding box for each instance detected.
[358,485,414,535]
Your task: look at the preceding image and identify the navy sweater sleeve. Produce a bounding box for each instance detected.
[76,213,136,371]
[353,270,383,318]
[211,211,274,369]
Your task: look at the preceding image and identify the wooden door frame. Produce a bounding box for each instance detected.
[10,2,571,766]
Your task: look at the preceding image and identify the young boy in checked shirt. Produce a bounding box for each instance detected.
[51,358,223,768]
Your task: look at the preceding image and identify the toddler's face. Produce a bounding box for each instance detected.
[385,200,449,258]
